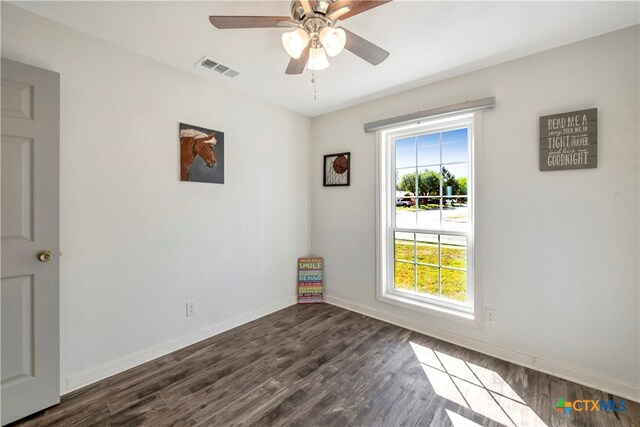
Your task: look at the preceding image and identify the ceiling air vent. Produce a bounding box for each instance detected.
[196,56,240,79]
[201,58,218,69]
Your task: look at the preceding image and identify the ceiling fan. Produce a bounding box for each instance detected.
[209,0,392,75]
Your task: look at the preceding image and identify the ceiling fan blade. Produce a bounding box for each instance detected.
[285,45,310,75]
[340,27,389,65]
[327,6,351,21]
[209,16,293,29]
[277,21,299,28]
[329,1,391,21]
[300,0,314,16]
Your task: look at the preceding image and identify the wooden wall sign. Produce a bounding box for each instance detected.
[539,108,597,171]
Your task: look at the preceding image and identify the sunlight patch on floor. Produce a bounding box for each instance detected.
[446,409,484,427]
[410,342,547,427]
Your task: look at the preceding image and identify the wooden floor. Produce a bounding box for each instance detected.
[11,303,639,427]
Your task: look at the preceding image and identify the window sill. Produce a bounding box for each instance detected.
[377,290,480,327]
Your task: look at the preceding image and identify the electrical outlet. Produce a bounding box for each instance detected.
[186,301,196,317]
[485,308,497,324]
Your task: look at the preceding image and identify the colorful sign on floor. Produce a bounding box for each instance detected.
[298,257,323,304]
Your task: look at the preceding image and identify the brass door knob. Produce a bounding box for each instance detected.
[37,250,53,262]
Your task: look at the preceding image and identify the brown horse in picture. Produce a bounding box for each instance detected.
[180,129,217,181]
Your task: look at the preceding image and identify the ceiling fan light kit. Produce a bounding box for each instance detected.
[308,47,330,70]
[282,28,310,59]
[209,0,392,76]
[319,27,346,57]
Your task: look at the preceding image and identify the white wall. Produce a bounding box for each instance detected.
[2,3,311,392]
[311,26,640,398]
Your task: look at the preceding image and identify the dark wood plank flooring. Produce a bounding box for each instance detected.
[11,304,639,426]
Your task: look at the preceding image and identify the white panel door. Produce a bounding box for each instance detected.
[1,58,60,425]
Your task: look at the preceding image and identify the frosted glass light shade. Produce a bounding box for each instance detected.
[319,27,346,57]
[282,28,310,59]
[307,47,330,70]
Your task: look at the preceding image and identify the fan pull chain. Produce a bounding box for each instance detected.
[311,69,317,101]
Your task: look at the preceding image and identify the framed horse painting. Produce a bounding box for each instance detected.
[179,122,224,184]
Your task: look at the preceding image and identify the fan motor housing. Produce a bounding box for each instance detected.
[291,0,332,21]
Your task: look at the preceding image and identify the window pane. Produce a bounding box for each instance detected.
[417,265,439,296]
[442,197,468,231]
[442,163,467,196]
[395,192,416,208]
[417,166,440,197]
[395,261,415,291]
[441,128,468,164]
[396,168,417,228]
[417,132,440,166]
[441,268,467,302]
[394,232,415,262]
[396,167,417,194]
[441,235,467,269]
[416,233,438,265]
[395,137,416,168]
[417,197,440,230]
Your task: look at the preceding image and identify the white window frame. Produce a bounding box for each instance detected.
[375,112,482,325]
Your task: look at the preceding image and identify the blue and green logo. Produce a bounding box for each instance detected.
[555,397,626,415]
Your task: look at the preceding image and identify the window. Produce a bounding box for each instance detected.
[377,114,476,320]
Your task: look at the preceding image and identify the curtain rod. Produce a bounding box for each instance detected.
[363,96,496,133]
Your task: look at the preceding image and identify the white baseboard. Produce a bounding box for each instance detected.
[61,296,297,395]
[324,295,640,402]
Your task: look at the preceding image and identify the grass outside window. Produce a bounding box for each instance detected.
[393,236,467,302]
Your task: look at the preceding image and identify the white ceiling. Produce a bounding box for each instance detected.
[12,1,639,117]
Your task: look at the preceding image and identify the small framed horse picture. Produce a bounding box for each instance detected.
[179,123,224,184]
[323,152,350,187]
